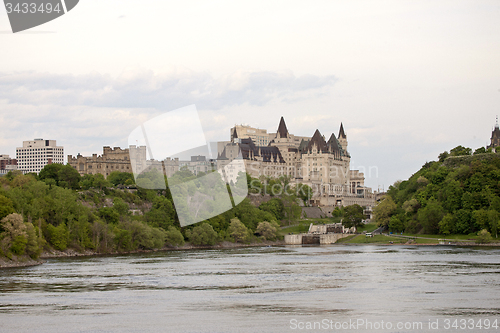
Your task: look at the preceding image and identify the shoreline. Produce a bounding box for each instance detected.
[3,239,500,269]
[0,239,286,269]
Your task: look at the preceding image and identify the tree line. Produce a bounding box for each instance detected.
[374,145,500,240]
[0,165,308,260]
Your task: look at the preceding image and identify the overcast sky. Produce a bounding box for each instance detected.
[1,0,499,190]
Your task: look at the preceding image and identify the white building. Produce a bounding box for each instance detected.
[16,139,64,174]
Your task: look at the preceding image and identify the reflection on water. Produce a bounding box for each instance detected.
[1,246,500,332]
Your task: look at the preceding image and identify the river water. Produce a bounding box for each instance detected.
[1,245,500,333]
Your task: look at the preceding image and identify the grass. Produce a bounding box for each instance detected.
[334,235,357,243]
[356,222,378,233]
[341,234,440,245]
[279,223,310,235]
[396,233,477,241]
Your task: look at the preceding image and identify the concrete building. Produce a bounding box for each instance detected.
[218,117,376,209]
[0,155,18,175]
[179,155,213,176]
[230,124,272,147]
[68,145,181,179]
[16,139,64,174]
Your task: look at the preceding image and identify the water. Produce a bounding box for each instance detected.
[1,245,500,332]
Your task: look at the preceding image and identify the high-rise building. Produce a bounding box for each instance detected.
[16,139,64,174]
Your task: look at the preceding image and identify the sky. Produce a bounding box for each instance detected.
[1,0,500,190]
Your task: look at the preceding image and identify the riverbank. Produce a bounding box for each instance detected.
[0,239,286,269]
[0,255,46,269]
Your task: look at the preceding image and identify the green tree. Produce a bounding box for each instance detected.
[256,221,279,240]
[342,204,364,229]
[0,213,27,256]
[113,197,129,216]
[46,222,69,251]
[450,145,472,156]
[0,194,15,220]
[92,174,111,191]
[186,223,218,246]
[373,197,397,228]
[476,229,492,244]
[98,207,120,224]
[474,147,487,155]
[165,226,185,246]
[38,163,63,184]
[58,164,81,189]
[438,213,455,236]
[25,222,40,258]
[228,218,249,243]
[389,215,405,233]
[259,198,284,220]
[107,171,135,187]
[418,199,444,234]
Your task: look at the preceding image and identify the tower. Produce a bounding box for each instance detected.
[488,116,500,149]
[338,123,347,152]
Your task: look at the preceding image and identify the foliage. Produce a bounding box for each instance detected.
[186,222,218,246]
[0,195,15,221]
[342,204,364,229]
[256,221,279,240]
[476,229,492,244]
[384,146,500,236]
[373,197,397,228]
[228,218,249,243]
[165,226,185,247]
[0,213,27,255]
[259,198,284,220]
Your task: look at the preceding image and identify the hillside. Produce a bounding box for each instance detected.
[374,146,500,239]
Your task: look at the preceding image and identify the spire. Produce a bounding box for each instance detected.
[306,129,328,153]
[233,127,238,139]
[496,115,499,129]
[338,123,346,139]
[277,116,288,138]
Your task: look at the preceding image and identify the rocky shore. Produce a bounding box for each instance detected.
[0,240,286,269]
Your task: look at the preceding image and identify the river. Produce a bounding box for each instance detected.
[1,245,500,332]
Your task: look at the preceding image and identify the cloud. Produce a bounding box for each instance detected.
[0,69,337,111]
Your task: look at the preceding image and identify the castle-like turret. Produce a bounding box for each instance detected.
[338,123,348,153]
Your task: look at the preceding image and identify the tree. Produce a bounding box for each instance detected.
[438,213,454,236]
[186,223,218,246]
[450,145,472,157]
[389,215,405,233]
[342,204,364,229]
[107,171,135,187]
[165,226,185,246]
[373,197,397,227]
[25,222,40,258]
[0,194,15,220]
[476,229,492,244]
[38,163,63,184]
[282,195,301,226]
[98,207,120,224]
[113,197,129,216]
[58,164,81,189]
[228,218,248,243]
[0,213,27,256]
[92,174,111,191]
[256,221,279,240]
[438,151,449,162]
[418,198,444,234]
[46,222,69,251]
[259,198,284,220]
[474,147,487,155]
